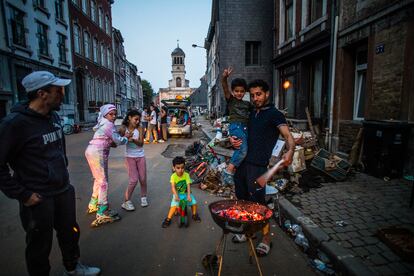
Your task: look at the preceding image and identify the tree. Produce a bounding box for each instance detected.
[141,79,154,107]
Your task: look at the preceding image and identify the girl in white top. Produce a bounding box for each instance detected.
[119,110,148,210]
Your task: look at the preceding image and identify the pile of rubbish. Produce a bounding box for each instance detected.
[184,141,235,199]
[208,115,352,196]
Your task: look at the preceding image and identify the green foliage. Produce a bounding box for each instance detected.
[142,79,154,107]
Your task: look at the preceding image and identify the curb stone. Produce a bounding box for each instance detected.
[279,196,376,276]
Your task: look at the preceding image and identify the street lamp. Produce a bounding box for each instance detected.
[192,44,205,49]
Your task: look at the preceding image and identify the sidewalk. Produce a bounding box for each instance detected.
[285,173,414,275]
[197,117,414,275]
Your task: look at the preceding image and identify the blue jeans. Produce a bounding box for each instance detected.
[229,122,248,167]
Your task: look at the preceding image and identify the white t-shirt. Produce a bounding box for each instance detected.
[141,111,148,122]
[125,129,145,158]
[150,110,157,124]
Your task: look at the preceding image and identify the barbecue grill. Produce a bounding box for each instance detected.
[204,199,273,276]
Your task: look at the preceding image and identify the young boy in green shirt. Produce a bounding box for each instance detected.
[162,156,201,227]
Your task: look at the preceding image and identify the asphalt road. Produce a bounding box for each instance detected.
[0,128,316,276]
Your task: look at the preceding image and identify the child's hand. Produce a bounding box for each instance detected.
[124,132,132,139]
[118,126,126,136]
[222,67,233,78]
[187,195,192,202]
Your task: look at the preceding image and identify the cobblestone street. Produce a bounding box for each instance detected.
[287,173,414,275]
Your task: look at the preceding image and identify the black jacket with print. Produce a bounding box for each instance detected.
[0,102,70,202]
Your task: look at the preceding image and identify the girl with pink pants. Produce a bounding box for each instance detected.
[119,110,148,211]
[85,104,129,223]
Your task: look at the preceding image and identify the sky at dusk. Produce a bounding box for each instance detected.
[111,1,212,94]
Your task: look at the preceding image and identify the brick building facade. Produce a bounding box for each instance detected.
[0,0,74,119]
[206,0,273,117]
[69,0,114,123]
[273,0,331,131]
[333,0,414,160]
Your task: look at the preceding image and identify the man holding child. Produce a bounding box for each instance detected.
[223,68,295,257]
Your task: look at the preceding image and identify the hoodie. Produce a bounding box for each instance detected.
[88,117,128,149]
[0,103,70,202]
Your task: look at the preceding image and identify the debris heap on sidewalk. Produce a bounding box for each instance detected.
[196,115,352,197]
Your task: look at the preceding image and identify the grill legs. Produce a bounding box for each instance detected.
[248,236,263,276]
[212,233,263,276]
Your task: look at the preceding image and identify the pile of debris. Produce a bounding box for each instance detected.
[207,112,352,196]
[184,142,235,199]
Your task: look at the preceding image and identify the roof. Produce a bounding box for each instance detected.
[171,47,185,56]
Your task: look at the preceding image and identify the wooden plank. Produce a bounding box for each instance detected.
[210,145,234,157]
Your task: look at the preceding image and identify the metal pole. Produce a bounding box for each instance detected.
[328,11,339,152]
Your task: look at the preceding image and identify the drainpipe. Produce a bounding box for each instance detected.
[328,0,339,152]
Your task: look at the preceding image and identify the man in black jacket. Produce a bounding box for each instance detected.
[0,71,100,276]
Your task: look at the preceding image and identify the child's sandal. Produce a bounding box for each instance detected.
[192,214,201,222]
[161,218,171,228]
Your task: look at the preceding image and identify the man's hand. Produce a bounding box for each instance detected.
[174,195,180,202]
[187,194,192,202]
[24,193,42,207]
[229,136,242,149]
[110,141,117,148]
[282,150,294,166]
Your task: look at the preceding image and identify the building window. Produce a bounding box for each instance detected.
[81,0,88,15]
[37,22,49,56]
[57,33,67,63]
[176,77,182,87]
[34,0,46,9]
[90,1,96,22]
[63,83,70,104]
[83,31,90,59]
[107,48,112,68]
[100,44,105,67]
[245,41,260,66]
[108,82,113,102]
[90,77,95,101]
[285,0,294,40]
[354,49,367,120]
[10,7,26,47]
[96,79,101,101]
[93,38,98,62]
[105,15,110,34]
[310,59,323,118]
[285,75,296,117]
[73,24,81,54]
[98,8,103,29]
[309,0,323,23]
[55,0,65,21]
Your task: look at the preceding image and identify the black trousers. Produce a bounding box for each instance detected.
[19,185,80,276]
[234,161,267,205]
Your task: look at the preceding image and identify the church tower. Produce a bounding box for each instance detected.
[158,42,195,104]
[169,42,189,88]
